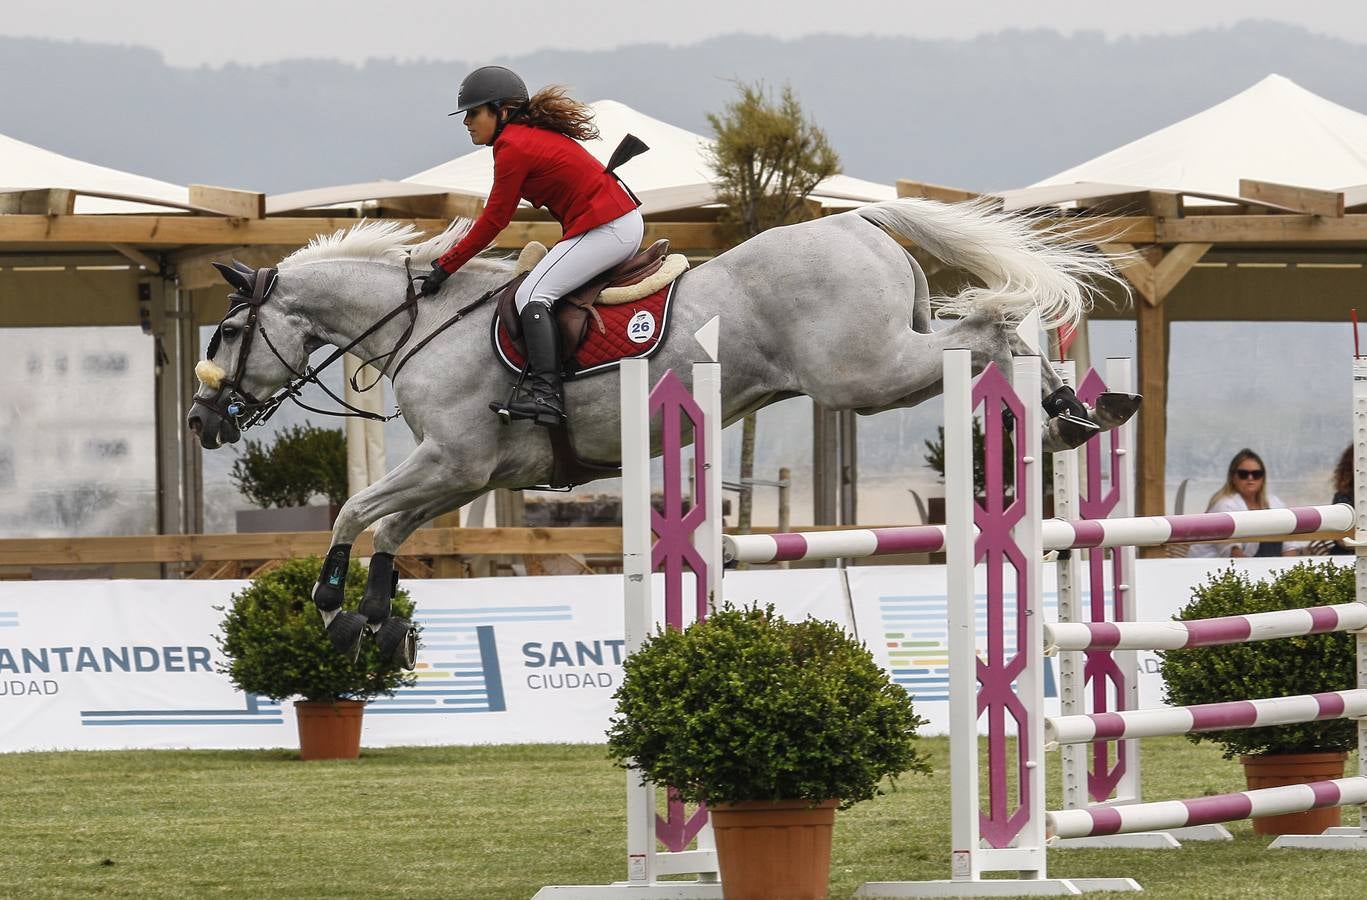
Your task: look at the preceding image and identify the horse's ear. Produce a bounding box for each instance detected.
[230,259,255,276]
[212,261,253,294]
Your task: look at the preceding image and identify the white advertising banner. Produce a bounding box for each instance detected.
[0,570,850,753]
[846,557,1322,735]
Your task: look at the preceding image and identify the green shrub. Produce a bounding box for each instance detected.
[229,424,347,508]
[217,557,417,702]
[1159,561,1357,758]
[606,603,930,808]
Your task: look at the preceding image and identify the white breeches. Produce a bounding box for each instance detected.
[514,209,645,314]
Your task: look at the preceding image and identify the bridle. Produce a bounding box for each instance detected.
[192,258,510,432]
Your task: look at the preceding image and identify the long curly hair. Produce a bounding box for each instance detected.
[511,86,599,141]
[1333,445,1353,496]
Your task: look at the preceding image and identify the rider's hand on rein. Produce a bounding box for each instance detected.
[417,262,450,297]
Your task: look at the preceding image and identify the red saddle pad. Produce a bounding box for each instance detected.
[491,279,679,378]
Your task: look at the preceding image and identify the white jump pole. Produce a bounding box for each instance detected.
[536,320,725,898]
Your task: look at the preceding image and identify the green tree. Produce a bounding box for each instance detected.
[229,423,348,508]
[706,82,840,534]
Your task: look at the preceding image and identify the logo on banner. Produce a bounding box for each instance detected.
[876,592,1057,702]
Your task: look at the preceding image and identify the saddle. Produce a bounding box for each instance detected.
[495,239,689,360]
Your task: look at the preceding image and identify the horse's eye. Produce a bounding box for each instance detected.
[222,326,239,340]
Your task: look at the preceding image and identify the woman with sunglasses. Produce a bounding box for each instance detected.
[1189,449,1302,558]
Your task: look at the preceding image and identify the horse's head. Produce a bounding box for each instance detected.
[187,261,312,449]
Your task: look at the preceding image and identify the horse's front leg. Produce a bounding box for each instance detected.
[312,440,464,661]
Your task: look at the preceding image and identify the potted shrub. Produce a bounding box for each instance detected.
[1159,561,1357,836]
[217,556,418,760]
[606,603,930,900]
[230,424,348,533]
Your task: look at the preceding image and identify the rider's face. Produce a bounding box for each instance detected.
[464,106,499,146]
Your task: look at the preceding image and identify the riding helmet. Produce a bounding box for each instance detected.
[448,66,529,115]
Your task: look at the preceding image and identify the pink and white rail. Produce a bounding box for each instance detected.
[1045,601,1367,653]
[722,504,1351,564]
[1046,777,1367,841]
[1045,689,1367,748]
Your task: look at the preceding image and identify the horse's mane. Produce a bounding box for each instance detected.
[279,218,512,271]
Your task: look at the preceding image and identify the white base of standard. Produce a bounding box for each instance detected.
[855,878,1143,897]
[1051,822,1233,849]
[1268,825,1367,850]
[532,884,723,899]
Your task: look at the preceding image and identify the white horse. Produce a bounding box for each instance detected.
[188,198,1135,661]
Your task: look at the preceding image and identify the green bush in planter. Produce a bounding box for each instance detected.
[1159,561,1356,759]
[217,556,417,702]
[229,423,347,509]
[606,603,931,808]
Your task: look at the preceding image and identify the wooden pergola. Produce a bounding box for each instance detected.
[901,178,1367,531]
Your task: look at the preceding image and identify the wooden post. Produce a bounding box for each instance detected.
[812,404,839,527]
[1135,299,1168,537]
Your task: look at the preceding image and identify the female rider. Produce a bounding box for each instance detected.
[418,66,645,427]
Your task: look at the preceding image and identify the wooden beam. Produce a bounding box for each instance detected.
[1159,214,1367,244]
[0,215,723,250]
[1135,298,1169,539]
[1100,242,1211,307]
[109,243,161,273]
[0,189,76,215]
[1238,179,1345,218]
[896,179,981,204]
[189,184,266,219]
[0,527,626,566]
[1050,216,1157,245]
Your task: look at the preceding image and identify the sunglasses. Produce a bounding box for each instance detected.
[1235,469,1265,480]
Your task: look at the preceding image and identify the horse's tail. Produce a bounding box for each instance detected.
[855,197,1125,330]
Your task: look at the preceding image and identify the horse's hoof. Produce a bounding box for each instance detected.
[374,617,418,669]
[326,610,368,661]
[1092,392,1142,429]
[1044,416,1097,451]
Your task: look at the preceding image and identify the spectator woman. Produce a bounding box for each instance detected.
[1188,449,1302,558]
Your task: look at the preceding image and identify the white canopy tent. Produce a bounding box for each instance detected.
[405,99,895,214]
[0,130,190,214]
[1010,74,1367,210]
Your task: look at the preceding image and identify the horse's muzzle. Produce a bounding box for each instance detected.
[187,397,242,450]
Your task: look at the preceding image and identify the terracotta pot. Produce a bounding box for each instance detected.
[294,699,364,760]
[709,799,838,900]
[1240,751,1348,836]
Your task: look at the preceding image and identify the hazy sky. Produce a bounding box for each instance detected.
[3,1,1364,66]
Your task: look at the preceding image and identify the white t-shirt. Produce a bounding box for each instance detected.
[1186,492,1305,558]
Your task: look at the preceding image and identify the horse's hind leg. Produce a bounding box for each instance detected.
[999,327,1141,451]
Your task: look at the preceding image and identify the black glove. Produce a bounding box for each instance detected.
[418,262,450,297]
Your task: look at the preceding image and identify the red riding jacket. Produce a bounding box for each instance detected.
[435,123,639,274]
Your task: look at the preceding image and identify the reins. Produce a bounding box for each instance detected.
[200,258,511,431]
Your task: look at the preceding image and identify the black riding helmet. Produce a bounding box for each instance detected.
[448,65,529,115]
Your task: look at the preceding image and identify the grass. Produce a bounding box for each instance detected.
[0,736,1359,899]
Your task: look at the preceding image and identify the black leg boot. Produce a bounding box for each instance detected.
[504,304,567,427]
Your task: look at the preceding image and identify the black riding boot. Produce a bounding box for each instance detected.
[505,304,566,427]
